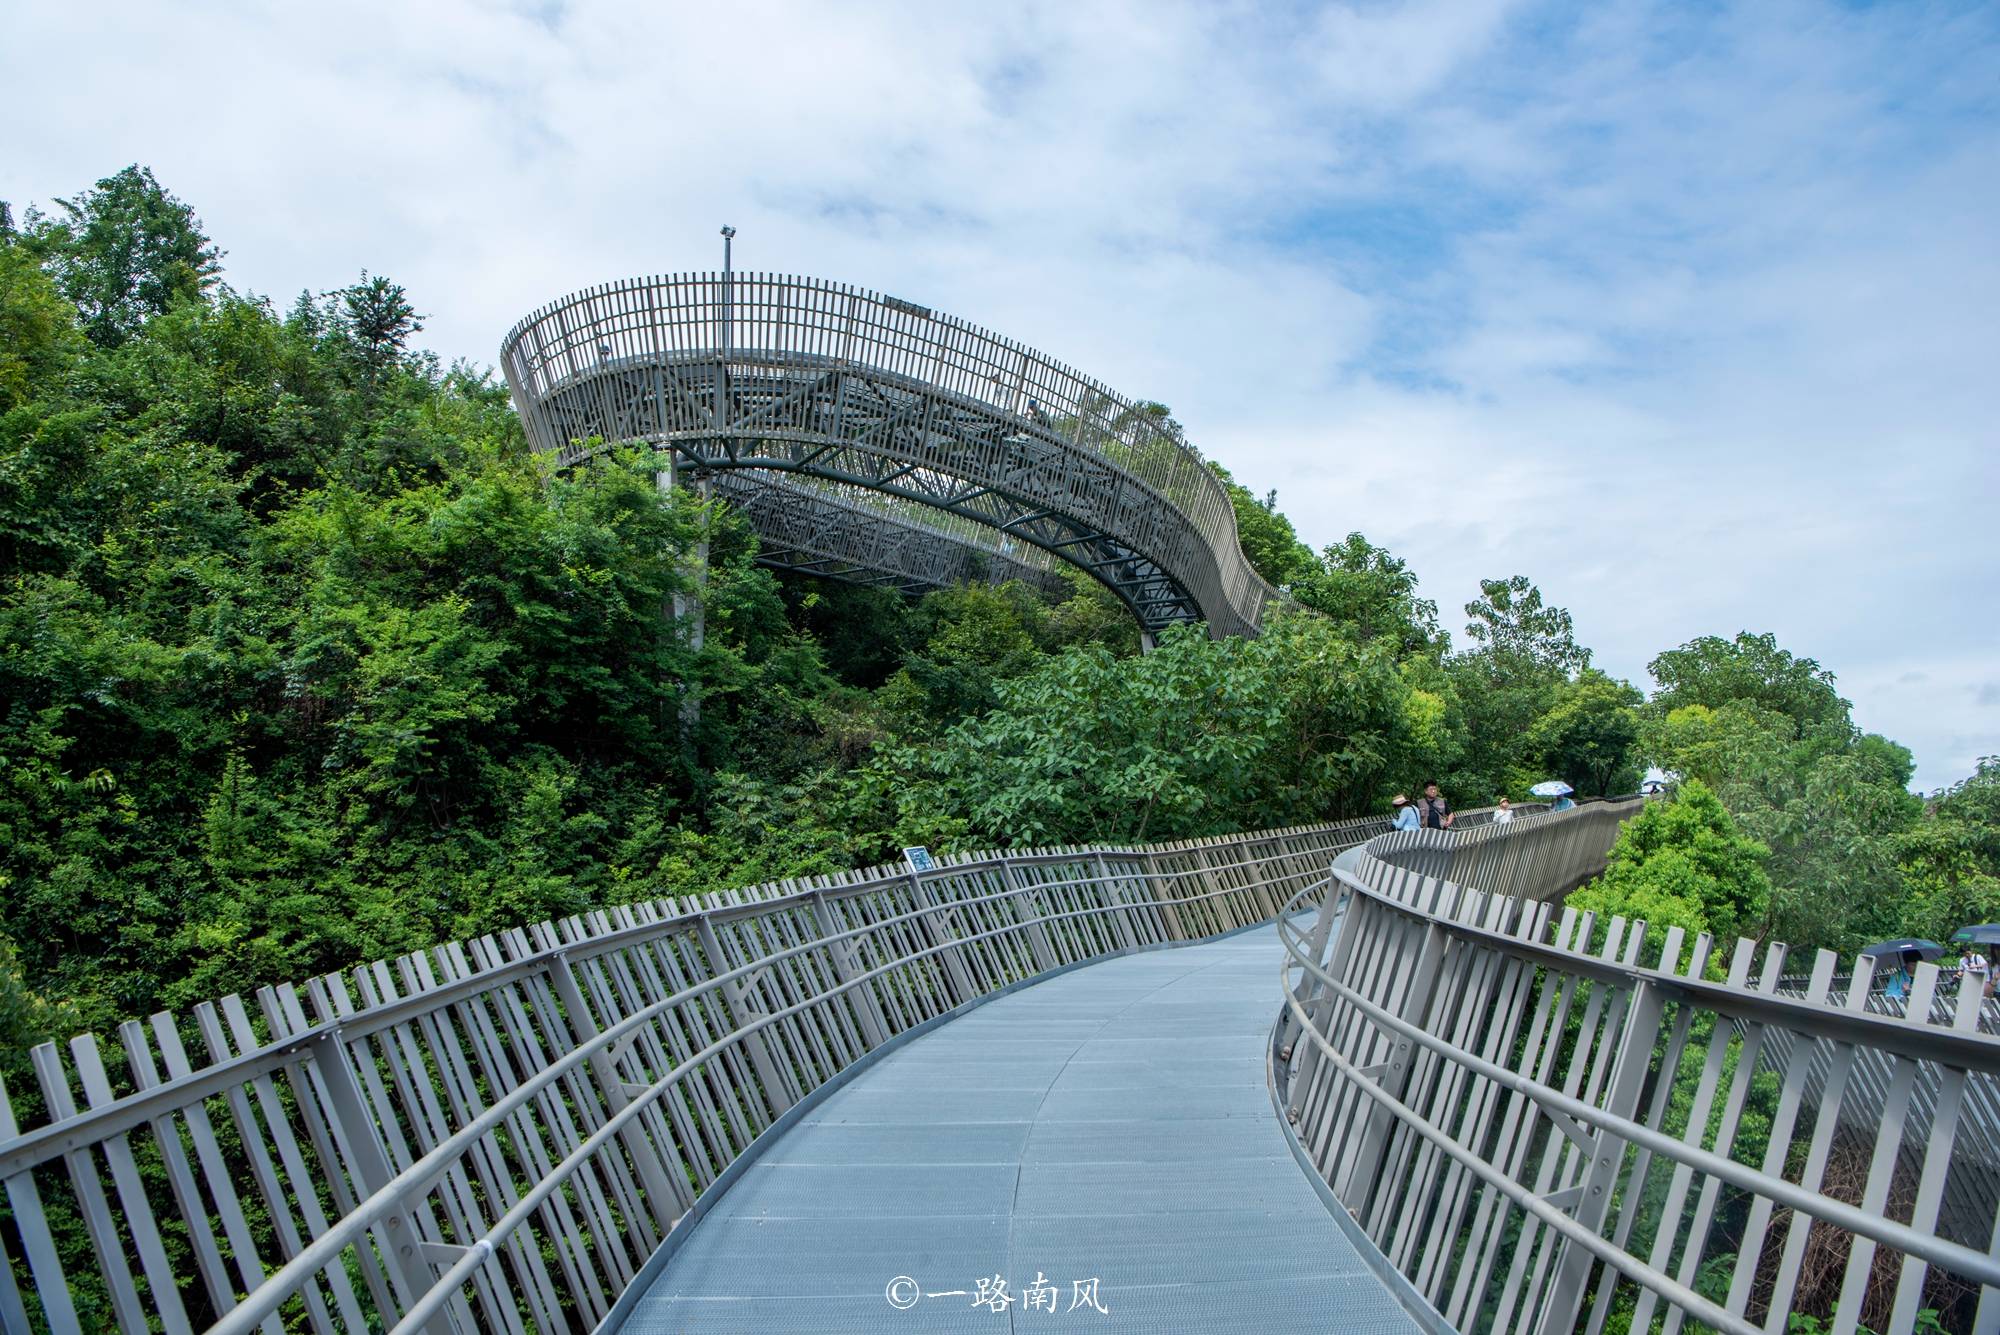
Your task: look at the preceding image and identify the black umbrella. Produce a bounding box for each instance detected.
[1859,938,1945,961]
[1953,925,2000,945]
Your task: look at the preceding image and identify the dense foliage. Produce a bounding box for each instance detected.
[1569,779,1773,968]
[2,165,1994,1071]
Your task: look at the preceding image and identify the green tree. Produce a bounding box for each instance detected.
[1570,779,1773,948]
[1893,758,2000,943]
[340,271,424,371]
[0,240,86,413]
[1527,669,1642,796]
[1290,531,1445,659]
[906,610,1415,846]
[1648,632,1849,733]
[1462,575,1591,677]
[1439,576,1593,802]
[1640,634,1920,951]
[879,582,1049,733]
[23,165,222,347]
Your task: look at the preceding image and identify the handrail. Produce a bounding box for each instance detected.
[1279,879,2000,1286]
[1276,910,1756,1335]
[1277,805,2000,1334]
[0,831,1366,1179]
[0,816,1379,1334]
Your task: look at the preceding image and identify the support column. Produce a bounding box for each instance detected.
[998,860,1059,974]
[660,462,711,734]
[1340,921,1449,1203]
[306,1029,466,1333]
[1536,978,1666,1335]
[1093,853,1141,950]
[1277,886,1342,1055]
[1287,882,1371,1123]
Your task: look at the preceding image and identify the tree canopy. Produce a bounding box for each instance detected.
[19,165,223,348]
[0,162,1989,1062]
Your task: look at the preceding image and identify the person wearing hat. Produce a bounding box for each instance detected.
[1391,794,1420,831]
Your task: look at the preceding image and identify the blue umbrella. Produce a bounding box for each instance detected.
[1952,925,2000,945]
[1529,780,1573,798]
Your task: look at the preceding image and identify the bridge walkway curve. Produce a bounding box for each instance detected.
[619,924,1422,1334]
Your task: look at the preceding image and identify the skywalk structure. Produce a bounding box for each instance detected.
[498,273,1277,640]
[5,282,2000,1333]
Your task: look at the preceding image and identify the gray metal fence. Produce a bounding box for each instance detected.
[1278,804,2000,1335]
[0,816,1384,1334]
[497,273,1279,639]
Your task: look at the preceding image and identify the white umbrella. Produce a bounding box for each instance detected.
[1529,780,1574,798]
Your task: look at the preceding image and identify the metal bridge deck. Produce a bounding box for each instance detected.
[619,925,1421,1334]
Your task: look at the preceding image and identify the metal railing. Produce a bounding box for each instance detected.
[709,471,1070,597]
[498,273,1280,638]
[1277,803,2000,1335]
[0,816,1385,1333]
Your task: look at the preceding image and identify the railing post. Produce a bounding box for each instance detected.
[542,952,693,1225]
[1339,920,1451,1205]
[1150,849,1191,941]
[808,891,889,1049]
[1277,873,1343,1056]
[691,917,799,1118]
[1535,976,1666,1335]
[1135,849,1177,942]
[1287,881,1369,1122]
[998,861,1060,974]
[1092,853,1141,950]
[906,869,979,1004]
[305,1028,462,1334]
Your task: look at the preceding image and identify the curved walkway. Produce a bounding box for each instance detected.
[619,925,1421,1334]
[499,274,1277,639]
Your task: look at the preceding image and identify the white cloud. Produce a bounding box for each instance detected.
[3,0,1993,787]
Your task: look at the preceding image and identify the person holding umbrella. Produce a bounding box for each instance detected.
[1953,924,2000,996]
[1888,951,1920,1002]
[1860,938,1945,1003]
[1531,780,1576,812]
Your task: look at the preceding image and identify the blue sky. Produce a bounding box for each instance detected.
[5,0,1996,789]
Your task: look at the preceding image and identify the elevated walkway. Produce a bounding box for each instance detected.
[621,925,1421,1334]
[18,804,1993,1334]
[500,273,1280,639]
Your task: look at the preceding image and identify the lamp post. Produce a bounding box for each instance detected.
[720,225,735,355]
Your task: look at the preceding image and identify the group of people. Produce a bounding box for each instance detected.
[1390,783,1572,830]
[1884,944,1995,1001]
